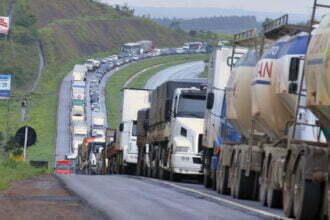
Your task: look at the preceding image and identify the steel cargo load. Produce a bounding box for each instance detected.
[149,79,207,127]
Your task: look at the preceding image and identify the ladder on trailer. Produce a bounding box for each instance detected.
[290,0,330,145]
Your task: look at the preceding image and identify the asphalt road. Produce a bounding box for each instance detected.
[144,61,205,89]
[56,58,287,220]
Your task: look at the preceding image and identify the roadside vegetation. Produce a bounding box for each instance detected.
[106,54,207,129]
[0,0,217,189]
[0,159,46,190]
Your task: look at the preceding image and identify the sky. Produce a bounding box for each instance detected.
[99,0,328,14]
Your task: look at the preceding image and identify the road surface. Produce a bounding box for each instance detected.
[56,58,287,220]
[145,61,205,89]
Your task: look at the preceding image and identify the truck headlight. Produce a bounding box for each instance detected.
[181,156,190,161]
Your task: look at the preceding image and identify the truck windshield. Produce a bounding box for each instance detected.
[93,125,103,130]
[177,95,206,118]
[122,45,140,54]
[91,144,103,153]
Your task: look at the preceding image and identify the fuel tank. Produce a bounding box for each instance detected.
[305,15,330,128]
[251,33,309,139]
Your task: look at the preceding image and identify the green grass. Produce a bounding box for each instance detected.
[0,160,46,190]
[106,54,208,129]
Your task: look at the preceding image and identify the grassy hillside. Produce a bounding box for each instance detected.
[0,0,200,176]
[105,54,207,129]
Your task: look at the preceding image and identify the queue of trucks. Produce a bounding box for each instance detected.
[95,12,329,220]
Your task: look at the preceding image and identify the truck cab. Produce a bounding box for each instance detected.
[167,88,206,176]
[71,105,85,122]
[119,120,138,166]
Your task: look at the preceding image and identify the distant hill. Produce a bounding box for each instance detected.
[0,0,195,90]
[134,7,307,23]
[153,16,260,34]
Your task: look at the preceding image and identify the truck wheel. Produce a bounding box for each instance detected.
[216,169,221,193]
[236,170,253,200]
[159,167,164,179]
[283,174,295,218]
[294,160,322,220]
[170,170,180,182]
[211,170,217,190]
[267,187,282,208]
[147,167,152,177]
[259,182,268,206]
[203,168,212,188]
[219,166,230,195]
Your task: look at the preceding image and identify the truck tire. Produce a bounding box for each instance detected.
[235,169,253,200]
[219,166,230,195]
[259,181,268,206]
[294,160,322,220]
[170,170,180,182]
[267,187,282,208]
[211,170,217,190]
[283,173,295,218]
[203,168,212,188]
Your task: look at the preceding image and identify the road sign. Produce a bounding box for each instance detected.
[15,126,37,147]
[0,17,10,34]
[0,74,11,99]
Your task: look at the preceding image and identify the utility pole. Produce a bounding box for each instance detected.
[21,97,28,161]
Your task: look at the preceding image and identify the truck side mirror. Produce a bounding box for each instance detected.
[165,100,172,120]
[289,57,300,81]
[288,82,298,94]
[206,92,214,109]
[119,123,124,132]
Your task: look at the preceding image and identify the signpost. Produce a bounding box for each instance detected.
[0,16,10,34]
[0,74,11,99]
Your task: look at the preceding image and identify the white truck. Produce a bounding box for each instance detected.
[70,121,88,158]
[202,45,247,188]
[72,64,87,81]
[92,113,105,132]
[138,79,207,181]
[109,88,151,174]
[85,59,100,71]
[71,105,85,122]
[72,80,85,100]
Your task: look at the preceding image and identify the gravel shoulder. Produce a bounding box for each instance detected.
[0,175,107,220]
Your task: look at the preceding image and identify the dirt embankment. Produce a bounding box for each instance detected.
[0,175,106,220]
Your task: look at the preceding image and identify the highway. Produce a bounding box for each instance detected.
[56,59,286,220]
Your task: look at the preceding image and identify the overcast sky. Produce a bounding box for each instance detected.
[99,0,327,14]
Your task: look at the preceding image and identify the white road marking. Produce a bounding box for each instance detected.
[149,178,292,220]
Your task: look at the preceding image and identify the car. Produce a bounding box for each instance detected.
[132,55,139,61]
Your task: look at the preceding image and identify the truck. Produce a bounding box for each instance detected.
[92,113,105,132]
[109,88,151,174]
[202,45,247,188]
[137,40,154,53]
[72,80,85,100]
[136,108,150,176]
[119,41,154,58]
[202,12,328,220]
[77,136,106,175]
[71,105,85,122]
[69,121,88,160]
[85,59,100,71]
[137,79,207,181]
[72,64,87,81]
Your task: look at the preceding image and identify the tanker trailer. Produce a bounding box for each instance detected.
[201,45,247,189]
[215,14,328,220]
[299,14,329,220]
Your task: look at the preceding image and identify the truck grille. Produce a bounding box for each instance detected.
[193,157,202,164]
